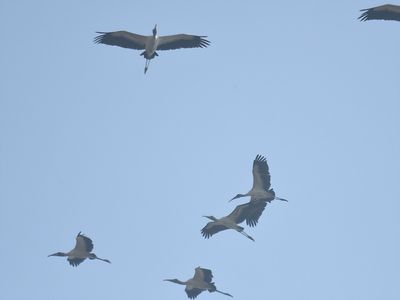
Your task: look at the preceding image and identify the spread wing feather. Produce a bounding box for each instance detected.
[252,155,271,191]
[157,34,210,50]
[245,200,268,227]
[185,287,203,299]
[201,223,228,238]
[359,4,400,21]
[194,267,213,283]
[68,257,85,267]
[94,31,147,49]
[75,232,94,252]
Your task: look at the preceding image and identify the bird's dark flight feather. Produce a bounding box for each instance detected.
[94,31,147,50]
[157,34,210,51]
[358,4,400,21]
[68,257,85,267]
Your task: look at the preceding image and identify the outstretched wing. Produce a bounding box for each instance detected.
[75,232,94,253]
[226,203,249,224]
[94,31,147,50]
[185,287,203,299]
[157,34,210,50]
[193,267,213,283]
[201,222,228,239]
[252,155,271,191]
[228,201,268,227]
[245,199,268,227]
[358,4,400,21]
[68,257,85,267]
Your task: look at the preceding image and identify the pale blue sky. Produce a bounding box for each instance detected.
[1,1,400,299]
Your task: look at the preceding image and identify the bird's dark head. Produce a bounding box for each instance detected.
[229,194,244,202]
[152,24,157,36]
[203,215,218,221]
[48,252,66,257]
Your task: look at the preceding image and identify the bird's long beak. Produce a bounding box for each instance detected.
[229,195,238,202]
[47,252,58,257]
[202,215,216,221]
[152,24,158,38]
[202,216,213,222]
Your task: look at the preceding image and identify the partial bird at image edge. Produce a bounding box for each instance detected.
[358,4,400,21]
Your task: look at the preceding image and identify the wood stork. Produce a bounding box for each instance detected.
[164,267,233,299]
[200,201,267,241]
[48,232,111,267]
[358,4,400,21]
[230,154,288,203]
[94,25,210,73]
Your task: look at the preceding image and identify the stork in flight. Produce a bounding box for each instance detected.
[200,201,268,241]
[48,232,111,266]
[358,4,400,21]
[94,25,210,73]
[164,267,233,299]
[230,154,288,203]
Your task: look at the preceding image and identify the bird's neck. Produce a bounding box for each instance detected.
[174,279,186,285]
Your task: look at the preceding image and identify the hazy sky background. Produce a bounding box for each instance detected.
[1,1,400,299]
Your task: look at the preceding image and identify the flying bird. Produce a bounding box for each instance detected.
[358,4,400,21]
[94,25,210,73]
[230,154,288,203]
[164,267,233,299]
[48,232,111,266]
[201,201,267,241]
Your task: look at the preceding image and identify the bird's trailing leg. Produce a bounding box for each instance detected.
[275,197,288,202]
[89,253,111,264]
[97,257,111,264]
[215,290,233,298]
[144,59,151,74]
[238,229,255,242]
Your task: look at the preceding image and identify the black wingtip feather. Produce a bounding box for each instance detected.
[201,229,212,239]
[255,154,267,162]
[358,11,369,21]
[93,33,106,44]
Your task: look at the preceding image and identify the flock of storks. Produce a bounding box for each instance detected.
[48,3,400,299]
